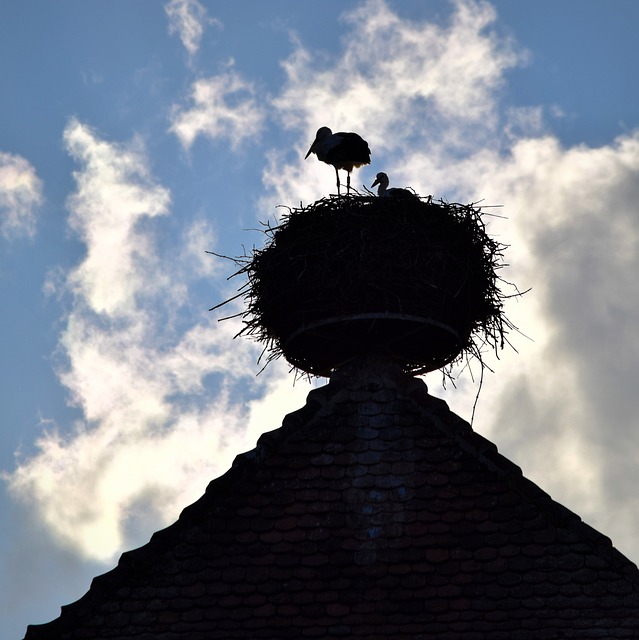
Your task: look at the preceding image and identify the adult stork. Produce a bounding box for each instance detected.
[370,172,416,199]
[305,126,371,195]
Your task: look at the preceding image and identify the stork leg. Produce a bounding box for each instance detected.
[334,167,341,196]
[346,172,351,194]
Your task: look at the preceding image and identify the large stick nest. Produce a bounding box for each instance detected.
[213,194,520,377]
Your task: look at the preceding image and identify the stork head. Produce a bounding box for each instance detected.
[304,126,333,159]
[371,172,389,189]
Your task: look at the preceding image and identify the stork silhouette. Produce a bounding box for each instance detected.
[305,127,371,195]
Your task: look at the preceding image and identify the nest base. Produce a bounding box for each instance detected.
[283,312,460,376]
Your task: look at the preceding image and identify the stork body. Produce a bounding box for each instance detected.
[305,126,371,195]
[371,172,416,199]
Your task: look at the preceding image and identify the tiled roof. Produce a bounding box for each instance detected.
[24,358,639,639]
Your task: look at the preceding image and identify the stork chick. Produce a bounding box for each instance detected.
[371,172,416,199]
[305,126,371,195]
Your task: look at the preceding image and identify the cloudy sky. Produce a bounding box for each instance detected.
[2,0,639,636]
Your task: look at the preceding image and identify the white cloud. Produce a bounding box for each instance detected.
[6,119,312,561]
[170,69,266,151]
[264,0,524,207]
[0,151,43,240]
[165,0,220,61]
[63,119,171,315]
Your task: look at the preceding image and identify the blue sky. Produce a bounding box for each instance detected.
[2,1,639,637]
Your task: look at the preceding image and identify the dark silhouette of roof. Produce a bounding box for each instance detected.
[24,358,639,639]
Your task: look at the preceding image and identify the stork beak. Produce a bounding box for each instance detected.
[305,131,321,159]
[371,177,380,188]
